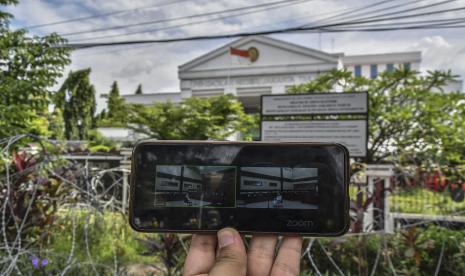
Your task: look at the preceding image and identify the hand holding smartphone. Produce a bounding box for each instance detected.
[129,141,350,236]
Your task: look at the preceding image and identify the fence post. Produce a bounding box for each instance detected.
[364,176,374,231]
[122,172,129,214]
[365,165,394,232]
[120,148,133,214]
[384,176,394,233]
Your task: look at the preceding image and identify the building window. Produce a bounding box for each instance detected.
[403,62,411,70]
[244,180,264,186]
[370,64,378,79]
[386,63,394,72]
[160,180,179,187]
[354,65,362,77]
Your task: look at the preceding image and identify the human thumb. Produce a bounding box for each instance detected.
[208,228,247,276]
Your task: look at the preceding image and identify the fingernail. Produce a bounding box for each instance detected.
[218,229,235,248]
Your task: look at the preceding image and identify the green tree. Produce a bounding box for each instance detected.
[0,0,17,23]
[47,108,65,140]
[55,69,97,140]
[0,0,70,138]
[128,94,255,140]
[108,81,124,116]
[86,129,118,152]
[288,68,464,164]
[97,81,128,127]
[135,84,143,94]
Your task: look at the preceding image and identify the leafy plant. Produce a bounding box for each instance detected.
[0,0,70,138]
[302,226,465,276]
[97,81,128,128]
[0,147,83,252]
[128,94,256,140]
[134,84,143,95]
[55,69,97,140]
[86,129,119,153]
[288,68,464,164]
[43,209,189,275]
[389,188,465,215]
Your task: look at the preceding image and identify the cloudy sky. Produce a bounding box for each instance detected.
[5,0,465,111]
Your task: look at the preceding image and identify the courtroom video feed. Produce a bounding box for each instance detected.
[154,165,236,208]
[236,167,319,209]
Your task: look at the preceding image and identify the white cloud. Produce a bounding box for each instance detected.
[409,35,465,76]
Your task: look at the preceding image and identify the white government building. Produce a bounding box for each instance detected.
[121,35,462,113]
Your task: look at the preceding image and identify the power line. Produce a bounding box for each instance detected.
[69,0,459,44]
[69,0,398,42]
[312,0,459,28]
[323,17,465,30]
[71,0,375,56]
[74,0,439,44]
[321,22,465,32]
[25,0,190,29]
[256,0,425,35]
[221,0,426,33]
[300,0,402,27]
[302,0,426,27]
[317,18,465,33]
[73,0,396,56]
[76,18,465,56]
[67,0,310,43]
[205,0,404,38]
[61,0,304,37]
[64,23,465,50]
[269,0,397,27]
[67,0,465,56]
[302,2,465,30]
[61,5,465,49]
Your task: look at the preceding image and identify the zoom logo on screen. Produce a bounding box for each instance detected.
[286,220,314,229]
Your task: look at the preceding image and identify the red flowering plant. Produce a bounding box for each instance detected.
[442,166,465,202]
[0,139,84,269]
[348,162,385,233]
[394,165,465,202]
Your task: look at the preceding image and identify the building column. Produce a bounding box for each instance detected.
[225,86,237,96]
[181,88,192,99]
[272,84,286,95]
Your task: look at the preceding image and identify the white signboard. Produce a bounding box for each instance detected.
[261,120,367,157]
[189,74,314,89]
[366,164,394,177]
[262,92,368,115]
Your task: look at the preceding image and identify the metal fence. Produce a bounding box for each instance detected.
[1,136,465,275]
[350,165,465,234]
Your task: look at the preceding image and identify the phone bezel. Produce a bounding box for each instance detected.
[128,140,350,236]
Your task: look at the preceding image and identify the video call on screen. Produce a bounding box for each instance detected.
[154,165,319,209]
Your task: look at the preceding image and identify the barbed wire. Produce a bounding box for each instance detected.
[0,135,464,275]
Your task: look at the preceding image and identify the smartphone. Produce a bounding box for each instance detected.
[129,140,350,236]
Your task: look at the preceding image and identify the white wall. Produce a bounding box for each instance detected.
[240,176,280,191]
[346,62,420,79]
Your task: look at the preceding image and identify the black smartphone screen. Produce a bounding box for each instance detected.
[129,141,350,236]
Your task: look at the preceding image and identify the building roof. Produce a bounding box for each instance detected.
[179,35,343,72]
[122,92,182,104]
[344,51,421,65]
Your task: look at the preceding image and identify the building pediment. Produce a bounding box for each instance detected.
[179,36,341,78]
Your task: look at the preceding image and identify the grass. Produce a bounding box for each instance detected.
[389,188,465,216]
[349,185,465,216]
[6,203,465,275]
[39,208,172,275]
